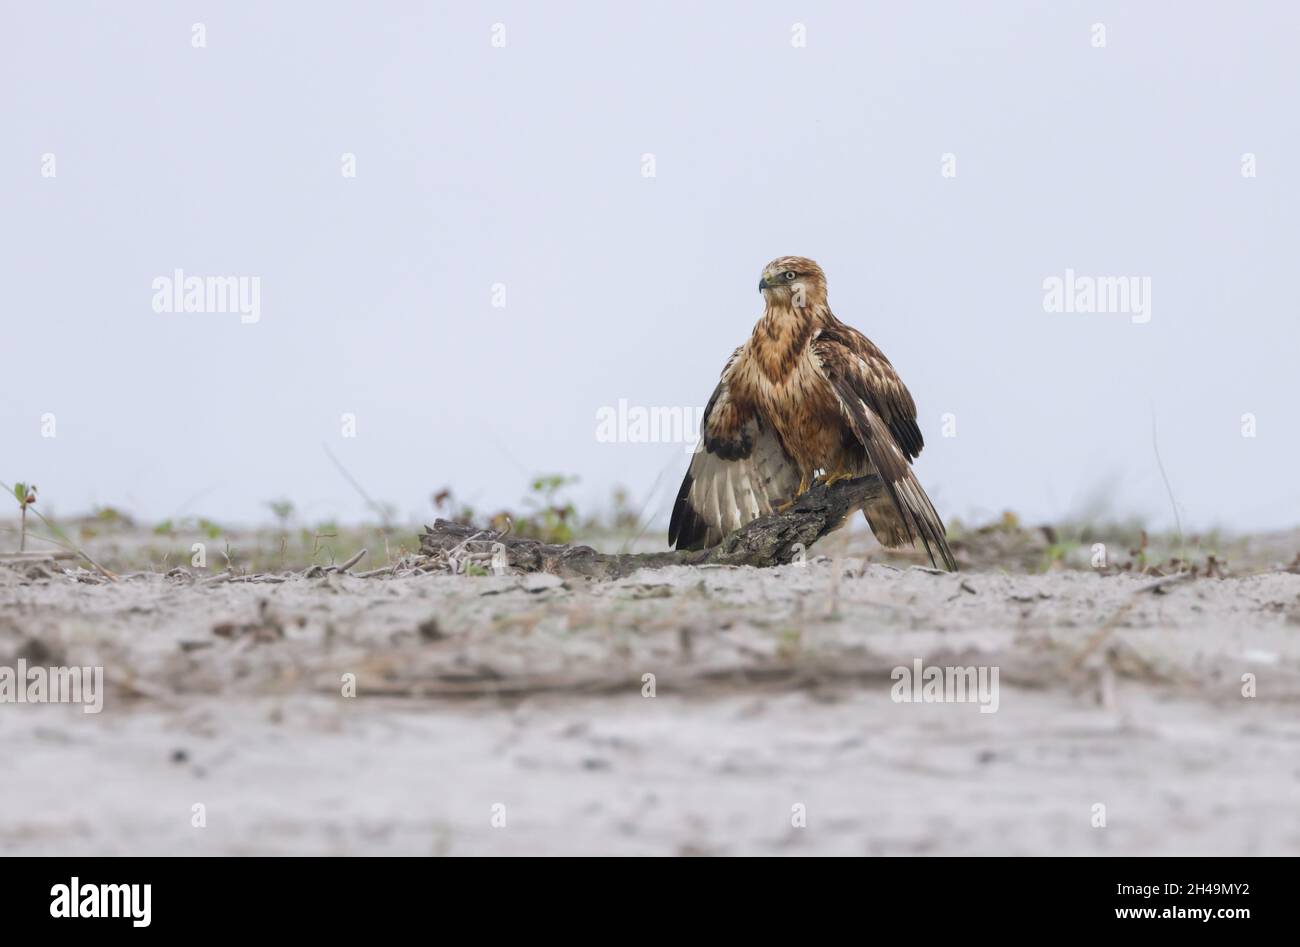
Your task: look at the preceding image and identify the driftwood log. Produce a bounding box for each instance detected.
[419,474,885,580]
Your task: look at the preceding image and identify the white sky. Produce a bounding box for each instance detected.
[3,1,1298,533]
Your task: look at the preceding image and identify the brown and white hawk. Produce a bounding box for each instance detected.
[668,256,956,570]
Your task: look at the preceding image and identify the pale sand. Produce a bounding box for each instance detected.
[3,558,1299,855]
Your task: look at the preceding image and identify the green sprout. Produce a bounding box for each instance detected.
[520,474,579,543]
[266,499,295,528]
[12,482,37,552]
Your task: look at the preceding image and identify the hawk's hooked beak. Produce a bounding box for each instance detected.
[758,272,774,292]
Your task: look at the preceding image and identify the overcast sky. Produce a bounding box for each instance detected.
[3,1,1297,535]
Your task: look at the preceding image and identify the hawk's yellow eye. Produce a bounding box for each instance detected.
[784,271,796,281]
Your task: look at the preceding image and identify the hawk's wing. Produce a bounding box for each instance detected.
[812,328,956,571]
[669,352,801,551]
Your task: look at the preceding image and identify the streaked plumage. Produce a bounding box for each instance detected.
[669,256,956,570]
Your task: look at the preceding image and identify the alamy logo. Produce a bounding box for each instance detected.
[0,661,104,713]
[152,269,261,324]
[1042,268,1151,324]
[50,878,151,927]
[890,659,999,714]
[595,399,706,453]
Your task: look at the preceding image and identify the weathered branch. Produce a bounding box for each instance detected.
[419,474,884,580]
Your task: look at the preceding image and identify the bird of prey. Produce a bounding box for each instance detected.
[669,256,956,570]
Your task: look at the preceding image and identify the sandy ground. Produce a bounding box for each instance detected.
[3,547,1300,856]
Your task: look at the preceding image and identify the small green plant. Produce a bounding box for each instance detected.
[13,482,37,551]
[0,481,115,579]
[1131,530,1149,573]
[518,474,579,543]
[1042,538,1081,572]
[94,505,130,526]
[310,524,340,564]
[266,499,295,528]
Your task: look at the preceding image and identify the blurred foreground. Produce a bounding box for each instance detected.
[2,514,1299,855]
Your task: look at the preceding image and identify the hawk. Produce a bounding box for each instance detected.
[669,256,956,570]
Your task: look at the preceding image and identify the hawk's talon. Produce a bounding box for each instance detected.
[817,471,854,488]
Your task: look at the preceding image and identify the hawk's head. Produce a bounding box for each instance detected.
[758,256,826,307]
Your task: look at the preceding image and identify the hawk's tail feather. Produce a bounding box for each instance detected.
[821,371,957,572]
[865,478,957,571]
